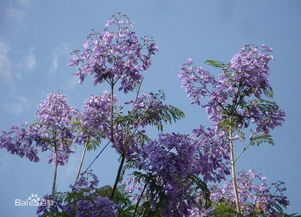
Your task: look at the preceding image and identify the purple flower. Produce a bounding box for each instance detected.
[36,194,64,216]
[70,171,118,217]
[243,99,285,134]
[0,124,40,162]
[38,170,118,217]
[0,93,78,165]
[178,44,285,135]
[76,92,116,144]
[207,170,290,216]
[35,92,78,165]
[230,44,273,97]
[131,133,227,216]
[71,170,99,192]
[178,58,217,105]
[192,126,230,182]
[68,13,158,93]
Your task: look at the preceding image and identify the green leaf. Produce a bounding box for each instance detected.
[283,213,301,217]
[209,201,238,217]
[85,138,102,151]
[204,60,227,69]
[189,175,211,208]
[236,130,245,142]
[97,185,134,214]
[250,99,279,113]
[133,105,185,131]
[250,133,274,146]
[124,159,140,170]
[64,191,85,203]
[262,86,274,98]
[218,120,233,131]
[41,212,71,217]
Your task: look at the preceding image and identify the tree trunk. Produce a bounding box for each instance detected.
[110,154,125,199]
[74,143,87,184]
[229,121,241,214]
[51,147,59,198]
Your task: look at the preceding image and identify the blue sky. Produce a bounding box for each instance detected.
[0,0,300,216]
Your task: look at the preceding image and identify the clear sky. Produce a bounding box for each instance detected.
[0,0,300,216]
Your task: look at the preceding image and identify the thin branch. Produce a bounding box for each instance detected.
[229,117,241,214]
[81,140,111,175]
[133,181,148,217]
[135,77,144,101]
[74,141,88,184]
[110,83,115,146]
[51,145,59,198]
[110,154,126,199]
[234,143,251,163]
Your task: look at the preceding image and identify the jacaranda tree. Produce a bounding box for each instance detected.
[0,13,298,217]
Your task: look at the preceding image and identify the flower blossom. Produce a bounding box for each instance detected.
[68,13,158,93]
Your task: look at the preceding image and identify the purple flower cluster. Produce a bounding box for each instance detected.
[140,133,199,179]
[69,171,118,217]
[178,58,217,106]
[178,57,230,123]
[192,126,230,182]
[36,194,64,216]
[68,13,158,93]
[36,93,77,131]
[135,133,225,216]
[75,197,117,217]
[37,171,118,217]
[230,44,273,95]
[0,124,40,162]
[243,99,285,134]
[140,133,199,216]
[178,44,285,134]
[76,92,116,144]
[71,170,100,192]
[209,170,289,216]
[0,93,77,165]
[35,93,78,165]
